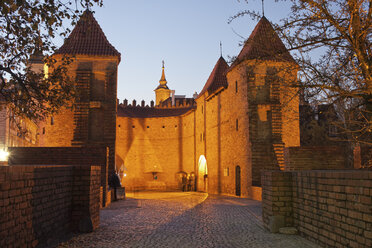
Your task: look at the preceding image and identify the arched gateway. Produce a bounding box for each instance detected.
[197,155,208,192]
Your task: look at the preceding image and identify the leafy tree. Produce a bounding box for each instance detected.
[0,0,103,121]
[231,0,371,145]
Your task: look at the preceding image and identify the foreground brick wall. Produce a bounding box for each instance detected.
[284,146,348,171]
[262,171,293,230]
[8,147,109,207]
[262,170,372,248]
[71,166,101,231]
[0,165,101,248]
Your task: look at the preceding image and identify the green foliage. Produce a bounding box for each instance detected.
[0,0,103,120]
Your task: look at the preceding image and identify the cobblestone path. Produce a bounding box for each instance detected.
[58,192,320,248]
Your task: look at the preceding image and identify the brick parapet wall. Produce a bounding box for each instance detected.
[0,165,101,248]
[8,147,109,207]
[71,166,101,232]
[284,146,348,171]
[262,170,372,248]
[261,171,293,229]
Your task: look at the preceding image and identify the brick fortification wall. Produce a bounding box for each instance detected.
[284,146,348,170]
[262,170,372,248]
[41,54,119,185]
[0,165,101,248]
[8,147,109,207]
[117,113,196,191]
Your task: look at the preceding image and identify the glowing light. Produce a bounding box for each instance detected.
[0,149,9,161]
[124,173,127,177]
[198,155,207,175]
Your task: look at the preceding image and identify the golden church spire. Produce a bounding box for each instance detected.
[154,60,171,106]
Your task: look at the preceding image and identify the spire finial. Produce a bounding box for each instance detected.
[85,2,91,11]
[160,60,166,83]
[220,41,223,57]
[262,0,265,17]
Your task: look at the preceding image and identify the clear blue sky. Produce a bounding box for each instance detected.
[60,0,292,104]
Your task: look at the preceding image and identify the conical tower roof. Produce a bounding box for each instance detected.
[55,10,121,60]
[231,17,295,69]
[198,56,229,97]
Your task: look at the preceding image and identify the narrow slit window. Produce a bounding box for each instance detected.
[236,119,238,131]
[235,81,238,93]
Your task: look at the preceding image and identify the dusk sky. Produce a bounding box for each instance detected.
[58,0,292,103]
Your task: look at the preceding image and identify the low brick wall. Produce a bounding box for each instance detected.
[262,170,372,248]
[262,171,293,231]
[8,147,109,207]
[284,146,348,171]
[0,165,101,248]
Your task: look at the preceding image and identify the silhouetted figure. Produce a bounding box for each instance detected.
[187,176,192,191]
[108,172,121,201]
[182,175,187,192]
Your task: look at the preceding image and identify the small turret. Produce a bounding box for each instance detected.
[28,50,44,74]
[154,60,171,106]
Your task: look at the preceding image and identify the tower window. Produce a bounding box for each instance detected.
[132,125,135,128]
[236,119,238,131]
[51,117,54,125]
[224,168,229,176]
[162,125,165,128]
[42,127,45,135]
[147,126,149,128]
[235,81,238,93]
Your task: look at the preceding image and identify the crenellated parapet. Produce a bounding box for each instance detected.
[118,98,196,109]
[117,98,196,118]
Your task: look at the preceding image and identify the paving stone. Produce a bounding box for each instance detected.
[58,192,321,248]
[279,227,298,235]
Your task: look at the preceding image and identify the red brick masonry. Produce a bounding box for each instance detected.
[262,170,372,248]
[0,165,101,248]
[8,147,109,207]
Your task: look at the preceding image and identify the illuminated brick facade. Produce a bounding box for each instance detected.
[117,17,300,198]
[39,13,300,199]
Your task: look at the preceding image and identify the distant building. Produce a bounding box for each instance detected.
[0,104,39,148]
[0,53,42,149]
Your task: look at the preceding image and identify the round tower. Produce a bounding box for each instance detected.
[227,16,300,185]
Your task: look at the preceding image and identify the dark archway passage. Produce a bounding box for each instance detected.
[235,165,241,196]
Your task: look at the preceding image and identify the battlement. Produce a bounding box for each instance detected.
[118,99,155,108]
[118,98,196,109]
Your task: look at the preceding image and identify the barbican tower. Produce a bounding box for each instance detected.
[40,10,121,180]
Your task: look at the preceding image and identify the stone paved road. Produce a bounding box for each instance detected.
[58,192,321,248]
